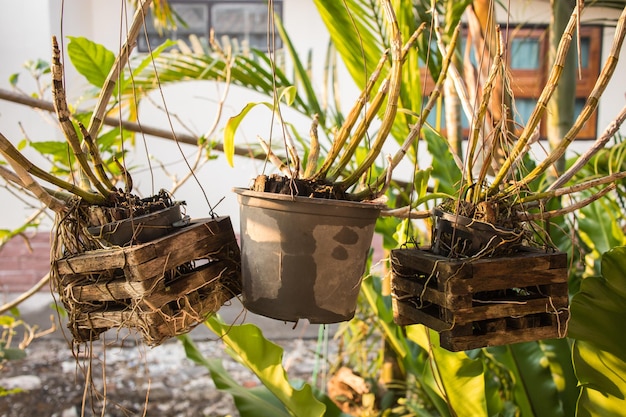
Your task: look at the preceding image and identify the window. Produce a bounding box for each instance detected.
[138,1,283,52]
[506,25,601,139]
[420,24,602,140]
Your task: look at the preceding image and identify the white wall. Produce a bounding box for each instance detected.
[0,1,624,231]
[0,0,335,230]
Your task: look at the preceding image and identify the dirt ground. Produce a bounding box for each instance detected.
[0,327,328,417]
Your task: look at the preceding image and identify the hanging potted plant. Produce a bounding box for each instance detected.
[391,5,626,351]
[0,1,241,345]
[223,1,428,324]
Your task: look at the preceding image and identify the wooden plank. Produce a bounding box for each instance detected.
[68,259,237,304]
[124,217,236,267]
[55,217,236,276]
[464,269,567,293]
[70,278,157,302]
[55,249,125,275]
[392,274,449,307]
[393,300,450,331]
[452,297,568,324]
[136,261,234,308]
[124,218,237,280]
[440,324,565,352]
[470,251,566,276]
[391,249,472,279]
[125,230,237,281]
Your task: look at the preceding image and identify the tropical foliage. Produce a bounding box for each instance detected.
[1,0,626,416]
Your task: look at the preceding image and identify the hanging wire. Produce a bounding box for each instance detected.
[264,0,296,180]
[58,0,78,188]
[341,0,373,186]
[117,0,136,197]
[123,0,156,196]
[139,3,216,217]
[403,0,437,246]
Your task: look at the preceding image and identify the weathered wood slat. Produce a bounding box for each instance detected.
[124,217,235,266]
[125,229,235,281]
[390,247,569,351]
[452,297,569,324]
[440,320,567,351]
[54,216,242,346]
[69,261,231,303]
[54,217,236,275]
[392,299,449,331]
[55,250,126,275]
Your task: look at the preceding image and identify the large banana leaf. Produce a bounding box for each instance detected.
[180,334,293,417]
[569,246,626,416]
[488,342,568,417]
[406,325,489,417]
[204,316,327,417]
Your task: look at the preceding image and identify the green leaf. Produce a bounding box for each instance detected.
[577,197,626,275]
[569,246,626,363]
[223,87,297,167]
[406,325,486,417]
[432,348,488,417]
[204,317,326,417]
[489,342,566,417]
[573,340,626,417]
[539,339,580,417]
[67,36,116,88]
[569,246,626,416]
[0,347,26,361]
[224,102,259,167]
[9,73,19,86]
[179,334,291,417]
[0,315,15,326]
[424,128,462,196]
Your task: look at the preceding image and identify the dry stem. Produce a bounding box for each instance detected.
[488,5,581,195]
[519,183,616,220]
[52,37,112,198]
[358,25,461,201]
[87,0,153,139]
[548,104,626,191]
[337,0,404,190]
[0,132,104,204]
[504,6,626,197]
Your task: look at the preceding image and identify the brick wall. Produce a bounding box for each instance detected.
[0,232,52,293]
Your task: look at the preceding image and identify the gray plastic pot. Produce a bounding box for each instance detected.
[234,188,383,324]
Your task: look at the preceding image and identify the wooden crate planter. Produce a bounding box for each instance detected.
[53,216,241,346]
[390,248,569,351]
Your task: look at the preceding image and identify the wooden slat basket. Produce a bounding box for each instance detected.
[390,247,569,351]
[52,216,241,346]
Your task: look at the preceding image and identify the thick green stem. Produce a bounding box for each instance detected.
[0,132,105,204]
[327,79,389,182]
[337,0,403,191]
[314,51,389,180]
